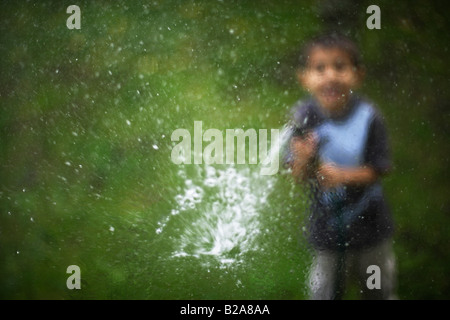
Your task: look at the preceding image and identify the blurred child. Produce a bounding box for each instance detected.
[286,33,396,299]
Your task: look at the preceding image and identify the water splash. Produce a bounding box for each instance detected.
[158,125,293,265]
[155,165,266,265]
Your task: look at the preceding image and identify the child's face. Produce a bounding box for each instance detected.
[299,46,364,116]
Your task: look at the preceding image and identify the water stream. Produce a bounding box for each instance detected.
[157,125,293,266]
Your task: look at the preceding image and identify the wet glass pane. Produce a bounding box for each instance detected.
[0,0,448,300]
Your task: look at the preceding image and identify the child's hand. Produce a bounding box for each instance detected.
[317,163,379,189]
[316,163,344,189]
[290,132,317,162]
[289,132,318,182]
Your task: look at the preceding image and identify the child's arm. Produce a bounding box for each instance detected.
[318,111,392,189]
[316,163,379,189]
[289,133,318,182]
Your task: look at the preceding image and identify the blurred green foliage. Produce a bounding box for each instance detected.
[1,0,449,299]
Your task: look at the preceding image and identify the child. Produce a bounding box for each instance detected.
[286,33,396,299]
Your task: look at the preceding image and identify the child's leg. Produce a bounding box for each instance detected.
[350,240,397,299]
[308,249,346,300]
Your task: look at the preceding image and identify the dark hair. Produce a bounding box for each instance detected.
[298,32,363,69]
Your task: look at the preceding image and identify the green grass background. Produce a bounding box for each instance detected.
[1,0,449,299]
